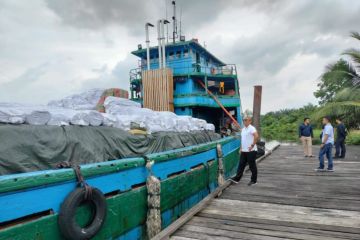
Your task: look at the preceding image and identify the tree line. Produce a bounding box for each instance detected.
[261,31,360,144]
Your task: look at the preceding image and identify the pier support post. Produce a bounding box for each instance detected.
[253,85,262,139]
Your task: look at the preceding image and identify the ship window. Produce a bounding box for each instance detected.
[183,49,189,57]
[153,54,158,63]
[169,51,174,60]
[176,51,181,58]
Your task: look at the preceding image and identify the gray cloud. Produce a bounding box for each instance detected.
[0,62,50,103]
[1,0,360,112]
[46,0,163,36]
[45,0,285,36]
[79,55,136,91]
[222,0,360,77]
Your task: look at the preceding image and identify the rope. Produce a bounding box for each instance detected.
[56,162,92,200]
[216,144,225,186]
[72,165,93,200]
[144,156,162,239]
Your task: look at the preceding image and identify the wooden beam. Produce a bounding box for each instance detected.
[142,68,174,112]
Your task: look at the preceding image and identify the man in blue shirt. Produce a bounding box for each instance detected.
[298,117,314,157]
[334,117,347,159]
[316,116,334,172]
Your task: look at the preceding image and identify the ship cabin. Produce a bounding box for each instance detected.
[130,38,242,132]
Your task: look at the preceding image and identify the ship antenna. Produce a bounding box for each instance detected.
[165,0,169,43]
[179,2,182,38]
[172,0,177,43]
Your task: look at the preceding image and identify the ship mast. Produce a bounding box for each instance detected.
[172,0,177,43]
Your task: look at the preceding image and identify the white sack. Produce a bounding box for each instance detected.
[47,114,70,126]
[104,96,141,109]
[205,123,215,131]
[48,88,104,110]
[0,108,26,124]
[102,113,118,127]
[71,112,90,126]
[25,111,51,125]
[88,111,104,126]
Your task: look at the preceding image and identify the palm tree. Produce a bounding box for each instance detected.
[313,32,360,128]
[343,31,360,86]
[313,88,360,128]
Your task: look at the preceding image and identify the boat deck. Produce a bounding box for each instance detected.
[171,145,360,239]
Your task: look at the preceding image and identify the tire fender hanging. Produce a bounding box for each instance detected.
[58,166,107,240]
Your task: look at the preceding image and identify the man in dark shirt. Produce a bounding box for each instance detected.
[299,117,314,157]
[335,117,347,158]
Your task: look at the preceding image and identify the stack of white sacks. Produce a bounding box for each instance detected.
[0,89,215,133]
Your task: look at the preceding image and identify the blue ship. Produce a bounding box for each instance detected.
[0,4,243,239]
[130,38,242,131]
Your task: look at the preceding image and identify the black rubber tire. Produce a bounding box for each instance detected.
[58,187,107,240]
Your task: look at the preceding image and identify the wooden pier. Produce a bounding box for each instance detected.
[170,145,360,239]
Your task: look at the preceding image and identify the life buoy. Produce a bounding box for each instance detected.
[58,187,107,240]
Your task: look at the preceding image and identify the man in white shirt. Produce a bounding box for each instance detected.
[316,116,335,172]
[231,110,259,186]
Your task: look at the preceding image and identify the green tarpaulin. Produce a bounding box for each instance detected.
[0,124,220,175]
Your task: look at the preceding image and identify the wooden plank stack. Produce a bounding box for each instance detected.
[142,68,174,112]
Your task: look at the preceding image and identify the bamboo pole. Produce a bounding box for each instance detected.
[142,69,174,112]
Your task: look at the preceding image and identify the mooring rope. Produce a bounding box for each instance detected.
[72,165,93,200]
[216,144,225,186]
[56,162,93,200]
[144,156,162,239]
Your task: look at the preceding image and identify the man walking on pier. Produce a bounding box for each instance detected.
[317,116,334,172]
[334,117,347,159]
[299,117,314,157]
[231,110,259,186]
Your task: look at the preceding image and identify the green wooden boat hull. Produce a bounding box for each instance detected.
[0,136,240,240]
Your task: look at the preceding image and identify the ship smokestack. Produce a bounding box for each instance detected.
[162,19,169,68]
[157,19,163,69]
[145,22,154,70]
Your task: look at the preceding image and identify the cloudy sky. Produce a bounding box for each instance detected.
[0,0,359,113]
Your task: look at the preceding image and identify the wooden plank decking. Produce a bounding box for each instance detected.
[171,145,360,239]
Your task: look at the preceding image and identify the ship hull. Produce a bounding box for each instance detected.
[0,136,240,240]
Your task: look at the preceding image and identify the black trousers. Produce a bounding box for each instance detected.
[235,151,258,183]
[335,138,346,157]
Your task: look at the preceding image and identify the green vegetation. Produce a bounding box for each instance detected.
[261,104,318,142]
[313,31,360,128]
[347,130,360,145]
[314,58,356,104]
[261,108,360,145]
[261,31,359,144]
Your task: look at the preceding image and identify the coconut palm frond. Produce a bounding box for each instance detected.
[334,88,360,102]
[353,76,360,87]
[312,100,360,128]
[343,48,360,66]
[350,31,360,41]
[321,59,358,86]
[327,57,360,87]
[324,59,357,76]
